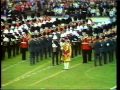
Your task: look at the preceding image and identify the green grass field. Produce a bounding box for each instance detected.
[1,17,116,89]
[1,51,116,89]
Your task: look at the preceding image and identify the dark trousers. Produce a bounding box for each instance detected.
[72,45,75,58]
[12,46,16,57]
[88,50,92,61]
[48,46,52,57]
[30,52,35,65]
[108,51,113,62]
[82,50,92,63]
[2,46,6,60]
[16,45,19,55]
[60,50,62,63]
[21,48,27,60]
[52,52,59,65]
[35,51,39,62]
[101,52,107,64]
[94,53,102,66]
[44,47,47,59]
[7,46,12,58]
[74,45,78,56]
[78,43,81,55]
[39,49,43,60]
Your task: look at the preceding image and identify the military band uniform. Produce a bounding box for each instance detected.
[112,37,117,60]
[93,38,102,66]
[16,37,21,55]
[61,40,72,70]
[3,36,9,60]
[87,36,93,61]
[60,38,65,63]
[47,36,52,57]
[35,38,39,62]
[38,37,43,60]
[29,36,36,65]
[106,38,114,62]
[99,38,107,64]
[78,39,82,55]
[11,37,16,57]
[71,41,76,58]
[81,37,92,63]
[7,38,12,58]
[71,35,78,58]
[20,37,28,60]
[52,40,60,66]
[43,37,48,59]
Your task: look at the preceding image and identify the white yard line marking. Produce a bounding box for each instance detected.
[15,66,53,80]
[29,63,81,86]
[2,61,25,71]
[2,56,82,87]
[2,54,81,72]
[2,62,50,87]
[110,85,116,90]
[84,67,95,79]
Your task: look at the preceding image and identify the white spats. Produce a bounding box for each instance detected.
[64,62,70,70]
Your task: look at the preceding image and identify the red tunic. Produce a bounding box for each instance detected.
[81,38,92,50]
[20,38,28,48]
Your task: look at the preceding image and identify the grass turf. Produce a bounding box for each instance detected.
[1,16,116,89]
[1,51,116,89]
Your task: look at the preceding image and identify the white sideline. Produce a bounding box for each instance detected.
[15,66,52,81]
[2,56,81,87]
[110,86,116,90]
[29,63,81,86]
[2,61,25,71]
[2,54,81,72]
[2,62,50,87]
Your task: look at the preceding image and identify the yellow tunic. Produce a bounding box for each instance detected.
[62,42,72,62]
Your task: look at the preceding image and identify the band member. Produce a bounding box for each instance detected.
[29,35,36,65]
[52,38,60,66]
[81,34,92,63]
[62,38,72,70]
[20,33,29,60]
[93,36,102,66]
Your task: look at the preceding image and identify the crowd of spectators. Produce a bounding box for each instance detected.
[44,0,116,16]
[1,0,116,32]
[1,0,116,17]
[1,0,45,16]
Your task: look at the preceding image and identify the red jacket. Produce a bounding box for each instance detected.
[20,38,28,48]
[81,38,92,50]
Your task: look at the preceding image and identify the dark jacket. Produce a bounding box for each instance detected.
[52,40,60,53]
